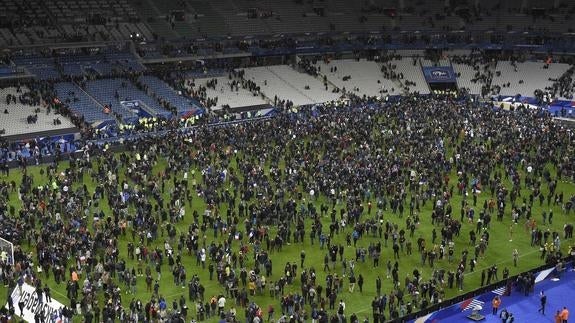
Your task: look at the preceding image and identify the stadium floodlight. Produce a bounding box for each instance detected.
[0,237,14,265]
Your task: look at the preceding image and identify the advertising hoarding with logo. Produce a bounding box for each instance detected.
[5,283,66,322]
[422,66,457,83]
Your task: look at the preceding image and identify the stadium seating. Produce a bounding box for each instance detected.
[0,0,151,46]
[12,52,144,80]
[393,58,431,94]
[137,75,200,113]
[85,78,164,118]
[242,65,340,106]
[420,58,451,67]
[267,65,340,103]
[197,76,268,109]
[45,0,138,24]
[315,59,398,97]
[12,57,60,80]
[491,61,571,97]
[242,67,311,106]
[54,82,114,123]
[0,87,75,136]
[452,63,487,96]
[0,0,573,44]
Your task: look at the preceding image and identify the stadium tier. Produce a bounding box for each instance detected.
[137,75,202,115]
[54,82,114,123]
[0,86,76,136]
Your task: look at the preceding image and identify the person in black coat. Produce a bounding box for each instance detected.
[538,290,547,315]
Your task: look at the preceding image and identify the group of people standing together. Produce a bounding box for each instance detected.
[0,92,573,323]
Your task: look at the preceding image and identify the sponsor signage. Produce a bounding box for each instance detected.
[120,100,141,113]
[422,66,456,83]
[6,283,66,322]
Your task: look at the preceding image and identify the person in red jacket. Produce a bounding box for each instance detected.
[492,296,501,315]
[561,306,569,323]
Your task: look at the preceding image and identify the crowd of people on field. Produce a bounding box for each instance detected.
[0,89,574,323]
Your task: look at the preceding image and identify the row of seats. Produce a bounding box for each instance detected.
[266,65,341,104]
[0,23,153,47]
[0,86,75,136]
[491,61,571,97]
[138,75,199,113]
[241,65,341,106]
[130,0,574,40]
[85,79,155,119]
[13,53,145,80]
[452,63,487,95]
[55,77,197,123]
[1,0,571,43]
[315,59,398,97]
[197,76,267,109]
[54,82,113,123]
[45,0,138,23]
[393,58,431,94]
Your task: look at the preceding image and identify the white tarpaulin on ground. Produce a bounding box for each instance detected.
[6,282,66,322]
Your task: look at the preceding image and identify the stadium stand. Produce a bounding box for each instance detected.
[0,0,151,45]
[0,86,75,136]
[84,78,162,120]
[12,56,60,81]
[266,65,340,103]
[420,58,451,67]
[453,63,483,95]
[0,0,573,46]
[137,75,201,114]
[315,59,398,97]
[194,76,268,109]
[491,61,571,97]
[12,51,145,81]
[54,82,113,124]
[394,57,431,94]
[242,65,340,106]
[240,66,309,106]
[548,66,575,100]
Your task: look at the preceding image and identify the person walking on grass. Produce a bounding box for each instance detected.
[538,290,547,315]
[349,274,356,293]
[509,225,514,242]
[513,249,519,267]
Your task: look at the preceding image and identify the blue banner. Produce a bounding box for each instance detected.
[422,66,456,83]
[120,100,153,118]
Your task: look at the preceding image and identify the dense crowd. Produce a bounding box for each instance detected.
[548,66,575,100]
[0,92,573,323]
